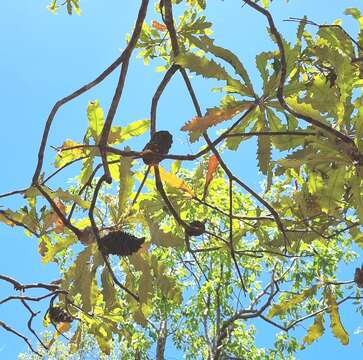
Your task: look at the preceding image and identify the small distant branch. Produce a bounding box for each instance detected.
[0,320,41,357]
[285,16,363,53]
[224,131,316,138]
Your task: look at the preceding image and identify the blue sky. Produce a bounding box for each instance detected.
[0,0,363,358]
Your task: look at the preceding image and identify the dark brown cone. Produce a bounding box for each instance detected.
[100,230,145,256]
[354,264,363,288]
[186,221,205,236]
[48,306,73,323]
[142,131,173,165]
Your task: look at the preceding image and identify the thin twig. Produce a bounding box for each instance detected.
[0,320,41,356]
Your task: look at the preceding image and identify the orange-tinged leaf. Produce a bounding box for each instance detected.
[156,167,195,197]
[152,20,167,31]
[47,321,71,348]
[181,103,252,133]
[44,200,66,233]
[57,321,71,333]
[203,155,219,199]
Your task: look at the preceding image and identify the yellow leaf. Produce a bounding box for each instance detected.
[326,287,349,345]
[303,313,325,345]
[156,166,195,197]
[55,139,84,168]
[268,285,319,318]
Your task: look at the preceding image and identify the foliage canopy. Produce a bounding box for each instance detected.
[2,0,363,359]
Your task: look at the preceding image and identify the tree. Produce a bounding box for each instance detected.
[1,0,363,358]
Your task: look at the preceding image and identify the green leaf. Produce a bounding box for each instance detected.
[286,96,328,124]
[184,34,254,96]
[256,52,273,90]
[42,234,77,264]
[47,0,58,13]
[225,107,259,151]
[197,0,206,10]
[256,111,271,175]
[70,0,81,15]
[344,8,362,21]
[55,189,91,209]
[139,270,153,304]
[176,52,246,94]
[320,167,346,215]
[70,325,82,353]
[318,26,354,58]
[118,157,134,217]
[303,313,325,345]
[90,322,112,354]
[79,157,94,186]
[145,216,184,248]
[351,177,363,225]
[54,139,85,168]
[87,100,104,143]
[101,267,118,311]
[176,51,230,80]
[108,119,150,145]
[326,287,349,345]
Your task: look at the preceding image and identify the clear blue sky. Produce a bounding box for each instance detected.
[0,0,362,358]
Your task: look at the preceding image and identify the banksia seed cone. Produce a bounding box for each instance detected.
[354,264,363,288]
[48,306,73,323]
[100,230,145,256]
[186,221,205,236]
[142,131,173,165]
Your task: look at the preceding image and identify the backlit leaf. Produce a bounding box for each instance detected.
[181,101,253,142]
[156,166,195,197]
[145,217,184,248]
[108,119,150,145]
[325,287,349,345]
[87,100,104,143]
[303,313,325,345]
[54,139,84,168]
[268,285,319,318]
[101,267,118,311]
[118,157,134,217]
[151,20,167,31]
